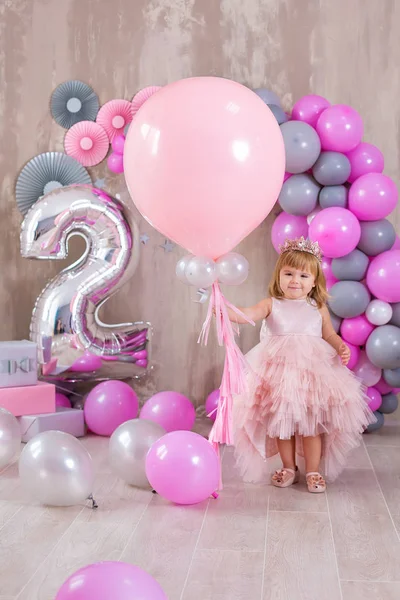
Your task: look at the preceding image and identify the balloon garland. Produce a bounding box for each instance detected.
[265,90,399,432]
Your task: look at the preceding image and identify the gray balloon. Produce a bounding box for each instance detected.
[379,393,399,414]
[312,152,351,186]
[329,281,370,318]
[390,302,400,327]
[319,185,348,209]
[253,87,281,107]
[365,411,384,433]
[109,419,166,488]
[280,121,321,174]
[366,325,400,369]
[268,103,288,125]
[331,249,369,281]
[278,174,320,216]
[358,219,396,257]
[328,308,342,333]
[383,367,400,387]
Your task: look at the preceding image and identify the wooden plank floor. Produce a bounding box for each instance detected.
[0,418,400,599]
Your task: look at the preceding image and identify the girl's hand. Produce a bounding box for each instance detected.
[339,342,351,366]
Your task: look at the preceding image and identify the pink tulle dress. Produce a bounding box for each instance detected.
[233,297,376,482]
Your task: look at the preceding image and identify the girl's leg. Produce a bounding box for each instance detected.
[276,437,296,470]
[302,435,322,473]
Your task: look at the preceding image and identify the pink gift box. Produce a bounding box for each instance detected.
[0,381,55,416]
[18,406,86,442]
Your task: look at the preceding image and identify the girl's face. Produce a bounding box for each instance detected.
[279,265,315,300]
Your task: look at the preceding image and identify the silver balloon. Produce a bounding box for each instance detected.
[365,411,384,433]
[328,308,342,333]
[216,252,249,286]
[319,185,348,209]
[391,303,400,327]
[268,104,288,125]
[329,281,370,318]
[379,393,398,414]
[0,408,21,470]
[176,255,193,284]
[366,325,400,369]
[278,174,320,216]
[383,367,400,387]
[109,419,166,488]
[358,219,396,256]
[253,88,282,107]
[312,152,351,186]
[280,121,321,174]
[19,431,94,506]
[20,186,151,382]
[366,300,393,326]
[185,256,217,288]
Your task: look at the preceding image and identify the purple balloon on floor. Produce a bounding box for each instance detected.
[84,381,139,436]
[140,391,195,432]
[205,389,220,421]
[55,561,167,600]
[55,393,72,408]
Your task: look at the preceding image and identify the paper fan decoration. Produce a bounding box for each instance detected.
[96,99,133,141]
[131,86,162,118]
[15,152,91,215]
[64,121,109,167]
[50,80,100,129]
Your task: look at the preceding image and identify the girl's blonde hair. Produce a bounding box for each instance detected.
[268,249,328,308]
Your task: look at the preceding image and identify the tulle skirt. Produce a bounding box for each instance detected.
[232,334,376,482]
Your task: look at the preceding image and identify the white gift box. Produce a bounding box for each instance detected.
[0,341,37,389]
[18,407,86,442]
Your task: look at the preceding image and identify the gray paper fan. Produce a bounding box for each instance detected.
[51,80,100,129]
[15,152,92,215]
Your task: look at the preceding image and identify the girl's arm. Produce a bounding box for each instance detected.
[320,305,350,365]
[225,298,272,324]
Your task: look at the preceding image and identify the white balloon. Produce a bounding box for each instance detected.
[185,256,217,288]
[353,351,381,387]
[216,252,249,286]
[0,408,21,470]
[366,299,393,326]
[175,255,194,284]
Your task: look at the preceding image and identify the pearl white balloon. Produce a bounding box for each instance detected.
[0,408,21,470]
[175,255,193,284]
[185,256,217,288]
[216,252,249,285]
[366,299,393,326]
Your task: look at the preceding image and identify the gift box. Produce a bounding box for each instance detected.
[0,340,37,388]
[0,380,55,416]
[18,406,86,442]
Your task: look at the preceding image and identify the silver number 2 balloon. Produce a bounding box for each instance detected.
[20,185,151,382]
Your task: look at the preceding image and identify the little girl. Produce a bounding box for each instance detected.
[229,237,375,493]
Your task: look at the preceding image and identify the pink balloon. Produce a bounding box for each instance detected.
[291,94,331,128]
[341,315,375,346]
[84,381,139,436]
[366,387,383,412]
[139,391,196,432]
[352,350,381,387]
[283,172,292,182]
[55,561,167,600]
[55,393,72,408]
[392,235,400,250]
[308,207,361,258]
[367,250,400,303]
[70,351,102,372]
[271,212,308,253]
[145,431,219,504]
[321,257,336,282]
[346,342,360,370]
[205,389,220,421]
[325,276,337,292]
[111,134,125,154]
[316,104,363,152]
[348,173,398,221]
[107,152,124,174]
[346,142,384,183]
[124,77,285,259]
[375,377,393,395]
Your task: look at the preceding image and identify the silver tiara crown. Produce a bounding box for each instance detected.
[279,237,323,263]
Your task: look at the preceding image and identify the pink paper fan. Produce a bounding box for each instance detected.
[131,86,162,118]
[64,121,109,166]
[96,99,133,141]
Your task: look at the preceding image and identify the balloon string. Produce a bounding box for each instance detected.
[198,282,254,489]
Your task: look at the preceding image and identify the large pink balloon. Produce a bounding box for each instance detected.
[367,250,400,303]
[341,315,375,346]
[308,207,361,258]
[139,391,196,432]
[316,104,363,152]
[346,142,384,183]
[348,173,398,221]
[271,212,308,253]
[55,561,167,600]
[145,431,219,504]
[291,94,330,128]
[84,381,139,436]
[124,77,285,259]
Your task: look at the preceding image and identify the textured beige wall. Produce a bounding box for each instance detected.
[0,0,399,405]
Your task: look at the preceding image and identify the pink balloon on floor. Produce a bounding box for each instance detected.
[291,94,330,128]
[205,389,220,421]
[140,391,195,432]
[341,315,375,346]
[70,351,102,372]
[346,342,360,371]
[309,207,361,258]
[145,431,219,505]
[84,381,139,436]
[316,104,363,152]
[366,387,382,412]
[55,561,167,600]
[271,213,308,253]
[55,393,72,408]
